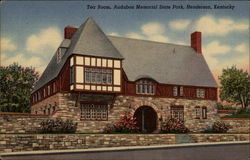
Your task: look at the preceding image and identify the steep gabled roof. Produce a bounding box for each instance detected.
[67,17,123,59]
[33,17,217,93]
[32,17,123,93]
[108,36,217,88]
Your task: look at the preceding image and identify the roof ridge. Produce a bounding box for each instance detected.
[107,35,190,47]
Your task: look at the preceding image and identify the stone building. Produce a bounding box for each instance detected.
[31,17,218,133]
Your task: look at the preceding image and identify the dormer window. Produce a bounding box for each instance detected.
[57,48,62,63]
[136,79,155,95]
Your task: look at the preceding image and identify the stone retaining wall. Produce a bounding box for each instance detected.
[0,134,249,153]
[0,134,175,153]
[221,118,250,133]
[0,113,49,133]
[189,134,249,143]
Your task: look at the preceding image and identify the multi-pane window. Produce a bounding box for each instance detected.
[196,88,205,98]
[179,86,184,96]
[81,103,108,120]
[170,106,184,121]
[195,106,200,119]
[70,67,74,84]
[202,106,207,119]
[136,79,155,95]
[173,86,184,97]
[85,67,112,84]
[173,86,178,96]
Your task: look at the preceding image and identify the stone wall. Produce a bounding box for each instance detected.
[189,134,249,143]
[0,134,175,153]
[221,118,250,133]
[0,134,248,153]
[48,93,218,133]
[0,113,49,133]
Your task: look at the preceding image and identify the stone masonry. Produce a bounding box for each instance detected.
[0,134,249,153]
[32,93,219,133]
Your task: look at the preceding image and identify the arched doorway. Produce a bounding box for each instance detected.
[134,106,157,133]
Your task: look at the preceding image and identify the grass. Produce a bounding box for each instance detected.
[222,108,250,118]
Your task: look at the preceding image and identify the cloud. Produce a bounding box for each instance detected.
[195,15,248,36]
[126,32,145,40]
[169,19,191,30]
[1,38,17,51]
[234,43,248,53]
[147,35,168,43]
[141,22,165,36]
[26,27,62,55]
[109,32,120,36]
[123,22,169,43]
[204,40,231,56]
[2,53,45,73]
[204,40,249,76]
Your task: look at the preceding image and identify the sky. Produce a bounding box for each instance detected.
[1,1,249,85]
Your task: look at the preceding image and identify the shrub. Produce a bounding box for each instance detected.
[216,103,236,110]
[161,119,189,133]
[204,121,230,133]
[212,121,230,133]
[40,119,77,133]
[104,112,140,133]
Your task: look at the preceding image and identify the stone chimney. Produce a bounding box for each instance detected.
[64,26,77,39]
[191,31,202,54]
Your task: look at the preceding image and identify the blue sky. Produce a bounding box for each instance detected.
[1,1,249,81]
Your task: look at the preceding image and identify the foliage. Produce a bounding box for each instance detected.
[161,118,189,133]
[104,112,140,133]
[204,121,230,133]
[40,119,77,133]
[216,103,236,110]
[0,63,39,113]
[219,66,249,108]
[222,108,250,118]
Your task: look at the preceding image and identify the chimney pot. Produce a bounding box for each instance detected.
[64,26,77,39]
[191,31,202,54]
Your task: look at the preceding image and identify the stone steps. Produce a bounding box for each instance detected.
[175,134,196,144]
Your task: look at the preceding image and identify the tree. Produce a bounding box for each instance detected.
[219,66,249,108]
[0,63,39,113]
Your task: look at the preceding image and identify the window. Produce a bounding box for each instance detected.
[170,106,184,121]
[173,86,184,97]
[81,103,108,120]
[195,106,200,119]
[43,88,46,98]
[53,82,56,93]
[85,67,112,84]
[57,48,62,63]
[196,88,205,98]
[48,85,51,96]
[70,67,74,84]
[136,79,155,95]
[179,86,184,96]
[202,106,207,119]
[173,86,178,96]
[53,106,56,113]
[38,92,41,101]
